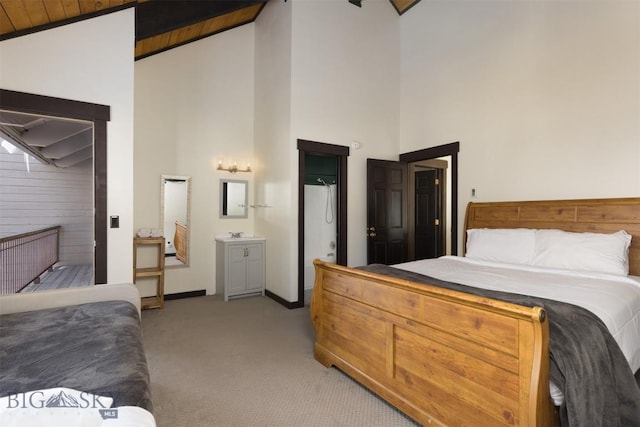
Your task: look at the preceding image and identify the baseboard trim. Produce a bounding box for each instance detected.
[265,289,303,309]
[164,290,206,301]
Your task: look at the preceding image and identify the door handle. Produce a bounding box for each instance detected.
[367,226,376,237]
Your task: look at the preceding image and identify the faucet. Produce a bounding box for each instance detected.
[230,232,243,238]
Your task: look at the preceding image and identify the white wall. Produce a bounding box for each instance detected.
[134,25,256,296]
[400,1,640,248]
[254,0,401,303]
[7,1,631,302]
[0,10,136,283]
[291,0,401,270]
[254,0,294,301]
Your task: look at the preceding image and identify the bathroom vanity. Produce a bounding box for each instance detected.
[215,236,266,301]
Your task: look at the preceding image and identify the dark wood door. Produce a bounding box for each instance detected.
[414,169,444,259]
[367,159,408,265]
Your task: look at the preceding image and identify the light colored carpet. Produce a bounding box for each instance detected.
[141,295,419,427]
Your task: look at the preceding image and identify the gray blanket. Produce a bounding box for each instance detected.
[0,300,153,412]
[360,264,640,427]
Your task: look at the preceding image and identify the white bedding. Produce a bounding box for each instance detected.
[393,256,640,405]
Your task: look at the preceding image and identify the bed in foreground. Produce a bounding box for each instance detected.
[0,284,155,427]
[310,197,640,426]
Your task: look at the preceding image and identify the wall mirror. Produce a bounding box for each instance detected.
[160,175,191,267]
[220,179,248,218]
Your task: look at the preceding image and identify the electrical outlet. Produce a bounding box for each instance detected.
[110,215,119,228]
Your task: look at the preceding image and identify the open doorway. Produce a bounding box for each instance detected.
[407,158,448,260]
[400,142,459,255]
[297,139,349,307]
[0,89,110,285]
[366,142,459,265]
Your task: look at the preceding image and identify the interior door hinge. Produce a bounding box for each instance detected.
[435,218,440,226]
[435,178,440,185]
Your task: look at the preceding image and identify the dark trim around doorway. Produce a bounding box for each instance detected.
[294,139,349,309]
[0,89,110,283]
[400,141,460,255]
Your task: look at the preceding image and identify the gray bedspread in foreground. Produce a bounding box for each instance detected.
[360,264,640,427]
[0,300,152,412]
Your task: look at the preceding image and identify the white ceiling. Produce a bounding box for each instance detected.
[0,110,93,168]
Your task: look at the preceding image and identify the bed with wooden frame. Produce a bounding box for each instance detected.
[310,197,640,426]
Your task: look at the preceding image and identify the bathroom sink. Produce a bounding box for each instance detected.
[215,233,265,242]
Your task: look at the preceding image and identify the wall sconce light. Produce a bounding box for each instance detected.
[217,161,251,173]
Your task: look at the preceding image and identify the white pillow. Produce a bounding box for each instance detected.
[532,229,631,276]
[466,228,536,266]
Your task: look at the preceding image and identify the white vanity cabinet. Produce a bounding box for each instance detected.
[215,237,266,301]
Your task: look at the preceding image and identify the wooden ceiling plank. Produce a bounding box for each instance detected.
[135,32,171,58]
[390,0,420,15]
[156,31,172,50]
[4,0,425,62]
[78,0,97,14]
[2,1,35,31]
[22,0,50,27]
[201,15,228,35]
[94,0,110,11]
[169,20,205,46]
[241,3,263,19]
[61,0,81,17]
[136,7,259,60]
[133,38,148,58]
[201,9,247,35]
[134,36,155,58]
[43,0,68,22]
[0,5,16,34]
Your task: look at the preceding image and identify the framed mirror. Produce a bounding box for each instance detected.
[160,175,191,267]
[220,179,248,218]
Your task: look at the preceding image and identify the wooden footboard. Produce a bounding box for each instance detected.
[310,260,554,426]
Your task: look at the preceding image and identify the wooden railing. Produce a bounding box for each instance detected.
[0,226,61,295]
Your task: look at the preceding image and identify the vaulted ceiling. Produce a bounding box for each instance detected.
[1,0,420,60]
[0,0,420,168]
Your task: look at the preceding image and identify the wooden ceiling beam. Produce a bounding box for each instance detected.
[135,3,264,60]
[1,0,421,60]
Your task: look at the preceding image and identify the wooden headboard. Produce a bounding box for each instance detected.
[464,197,640,276]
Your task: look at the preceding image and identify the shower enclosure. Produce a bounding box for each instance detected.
[297,140,348,308]
[302,153,338,304]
